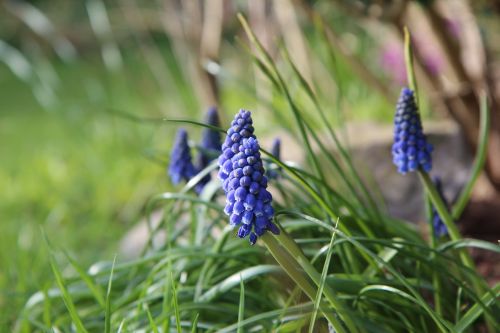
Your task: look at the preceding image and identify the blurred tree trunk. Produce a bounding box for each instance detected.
[409,1,500,192]
[161,0,222,108]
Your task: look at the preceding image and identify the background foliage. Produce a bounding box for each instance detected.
[1,0,499,331]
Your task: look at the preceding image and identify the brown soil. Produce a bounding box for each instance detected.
[460,197,500,286]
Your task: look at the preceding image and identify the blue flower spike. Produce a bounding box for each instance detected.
[271,138,281,158]
[195,107,222,192]
[431,177,449,237]
[267,137,281,179]
[218,109,280,245]
[392,87,433,174]
[197,107,222,170]
[168,128,198,185]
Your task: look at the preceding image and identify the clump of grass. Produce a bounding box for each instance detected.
[16,15,500,333]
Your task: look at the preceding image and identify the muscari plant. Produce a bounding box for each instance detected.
[431,177,449,238]
[196,107,222,190]
[168,108,222,194]
[217,109,280,245]
[266,138,281,180]
[196,107,222,171]
[168,128,198,187]
[18,22,500,333]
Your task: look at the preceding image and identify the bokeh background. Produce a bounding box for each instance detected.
[1,0,499,329]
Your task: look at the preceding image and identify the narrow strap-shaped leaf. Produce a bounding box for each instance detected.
[104,255,116,333]
[452,92,490,219]
[454,284,500,333]
[43,231,88,333]
[309,219,339,333]
[237,275,245,333]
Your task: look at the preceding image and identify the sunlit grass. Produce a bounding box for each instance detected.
[0,63,168,328]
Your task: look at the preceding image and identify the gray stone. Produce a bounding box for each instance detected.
[331,120,472,222]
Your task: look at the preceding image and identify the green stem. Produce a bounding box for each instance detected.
[425,192,443,316]
[261,233,347,333]
[419,172,473,266]
[404,27,419,102]
[272,230,360,333]
[432,269,443,317]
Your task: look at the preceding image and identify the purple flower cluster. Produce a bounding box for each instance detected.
[432,177,449,237]
[196,107,222,170]
[392,88,433,174]
[267,138,281,179]
[196,107,222,189]
[218,109,279,245]
[168,128,197,185]
[168,108,222,193]
[271,138,281,159]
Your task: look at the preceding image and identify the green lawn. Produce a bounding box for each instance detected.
[0,62,171,328]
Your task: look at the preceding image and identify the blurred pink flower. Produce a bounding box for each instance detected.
[413,38,444,77]
[380,43,407,85]
[380,37,445,84]
[445,17,461,38]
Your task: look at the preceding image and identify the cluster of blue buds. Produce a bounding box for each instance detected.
[196,107,222,189]
[218,109,280,245]
[197,107,222,170]
[431,177,449,237]
[168,128,197,185]
[271,138,281,159]
[392,88,433,174]
[168,108,222,193]
[267,138,281,180]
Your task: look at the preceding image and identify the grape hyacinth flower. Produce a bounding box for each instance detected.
[168,128,197,185]
[197,107,222,170]
[195,107,222,192]
[392,88,433,174]
[267,137,281,179]
[271,138,281,158]
[431,177,449,237]
[218,109,279,245]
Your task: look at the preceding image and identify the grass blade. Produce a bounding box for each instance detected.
[145,303,159,333]
[198,265,282,302]
[191,313,199,333]
[436,239,500,254]
[171,272,182,333]
[452,92,489,219]
[454,284,500,333]
[117,319,126,333]
[43,232,88,333]
[237,275,245,333]
[309,218,339,333]
[104,255,116,333]
[63,250,105,308]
